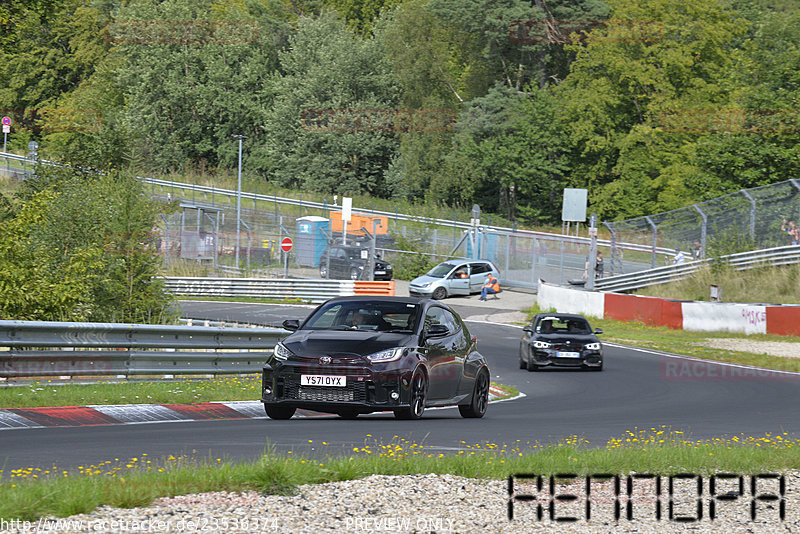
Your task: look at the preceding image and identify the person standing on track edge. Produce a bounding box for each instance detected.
[595,251,604,279]
[479,273,500,301]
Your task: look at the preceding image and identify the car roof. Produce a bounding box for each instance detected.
[438,259,491,267]
[324,295,428,305]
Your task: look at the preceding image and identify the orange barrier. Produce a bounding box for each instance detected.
[353,281,395,296]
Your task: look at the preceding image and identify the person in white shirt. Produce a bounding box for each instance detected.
[673,248,686,264]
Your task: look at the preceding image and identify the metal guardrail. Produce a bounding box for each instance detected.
[0,320,286,379]
[594,245,800,292]
[162,277,394,303]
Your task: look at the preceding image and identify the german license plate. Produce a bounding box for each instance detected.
[556,351,580,358]
[301,375,346,387]
[374,270,386,274]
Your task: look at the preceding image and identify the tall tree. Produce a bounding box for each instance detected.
[254,12,400,197]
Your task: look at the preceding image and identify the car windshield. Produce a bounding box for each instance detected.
[536,316,591,335]
[342,248,363,260]
[426,263,457,278]
[303,301,420,332]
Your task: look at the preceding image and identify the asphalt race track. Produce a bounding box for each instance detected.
[2,301,800,471]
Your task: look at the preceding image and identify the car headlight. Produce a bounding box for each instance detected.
[273,342,292,361]
[584,342,601,351]
[365,347,404,363]
[420,281,431,288]
[387,264,392,270]
[533,341,552,349]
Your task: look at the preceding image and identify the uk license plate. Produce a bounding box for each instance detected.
[556,351,580,358]
[300,375,346,387]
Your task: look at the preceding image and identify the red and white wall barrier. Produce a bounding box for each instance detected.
[538,282,800,336]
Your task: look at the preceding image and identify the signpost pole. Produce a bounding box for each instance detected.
[232,135,247,270]
[587,213,598,290]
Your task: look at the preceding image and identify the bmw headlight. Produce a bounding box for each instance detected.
[273,342,292,361]
[366,347,404,363]
[533,341,552,349]
[585,342,601,351]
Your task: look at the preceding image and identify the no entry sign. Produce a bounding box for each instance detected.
[280,237,293,252]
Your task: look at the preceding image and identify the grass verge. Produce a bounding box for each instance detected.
[1,429,798,521]
[526,304,800,373]
[0,377,514,409]
[637,264,800,304]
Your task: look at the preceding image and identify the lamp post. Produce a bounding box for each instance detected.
[232,135,247,270]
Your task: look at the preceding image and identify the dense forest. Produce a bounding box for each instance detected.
[2,0,799,223]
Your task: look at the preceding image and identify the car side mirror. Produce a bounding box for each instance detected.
[425,324,449,339]
[594,328,603,335]
[282,319,300,331]
[523,326,533,334]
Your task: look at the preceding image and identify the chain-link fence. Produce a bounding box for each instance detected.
[605,179,800,268]
[153,179,800,289]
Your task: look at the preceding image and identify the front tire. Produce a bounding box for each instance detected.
[431,286,447,300]
[264,405,296,420]
[394,370,427,420]
[349,268,361,280]
[526,358,540,372]
[319,265,329,279]
[459,369,489,418]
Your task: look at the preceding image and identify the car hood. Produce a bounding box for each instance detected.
[535,333,599,345]
[410,274,441,286]
[283,330,416,358]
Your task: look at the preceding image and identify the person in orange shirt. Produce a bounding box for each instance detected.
[478,273,500,301]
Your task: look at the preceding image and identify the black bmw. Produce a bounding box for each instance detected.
[262,296,490,420]
[519,313,604,371]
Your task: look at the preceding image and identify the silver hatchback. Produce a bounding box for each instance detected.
[409,260,500,300]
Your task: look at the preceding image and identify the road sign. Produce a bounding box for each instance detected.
[342,197,352,222]
[280,237,293,252]
[2,125,9,134]
[1,117,10,126]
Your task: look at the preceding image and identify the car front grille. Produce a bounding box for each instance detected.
[283,377,367,403]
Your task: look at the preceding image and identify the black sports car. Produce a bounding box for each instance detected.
[262,296,490,420]
[519,313,604,371]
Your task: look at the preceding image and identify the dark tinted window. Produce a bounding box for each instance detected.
[470,263,490,275]
[536,316,591,334]
[304,301,420,331]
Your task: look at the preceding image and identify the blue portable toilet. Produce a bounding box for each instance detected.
[466,232,498,263]
[295,216,330,267]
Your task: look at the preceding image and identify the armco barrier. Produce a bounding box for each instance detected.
[162,277,395,303]
[0,320,285,379]
[539,281,800,336]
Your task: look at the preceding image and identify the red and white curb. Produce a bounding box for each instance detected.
[0,390,518,430]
